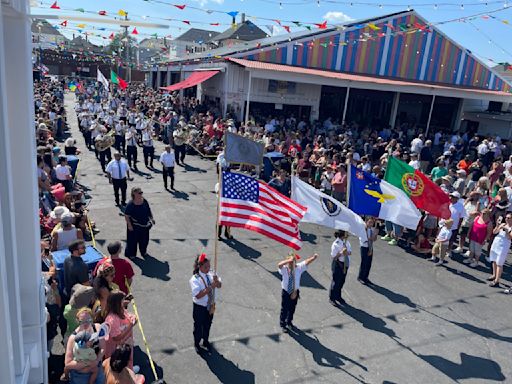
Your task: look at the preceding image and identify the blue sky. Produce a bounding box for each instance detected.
[31,0,512,66]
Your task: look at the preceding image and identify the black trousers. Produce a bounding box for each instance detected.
[143,146,155,167]
[174,144,186,164]
[125,226,150,258]
[330,260,348,302]
[99,148,112,172]
[163,166,175,189]
[114,135,126,155]
[280,289,299,327]
[83,130,92,149]
[358,247,373,282]
[112,178,127,205]
[193,303,213,346]
[126,145,138,168]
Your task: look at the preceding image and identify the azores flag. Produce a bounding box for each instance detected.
[348,165,421,230]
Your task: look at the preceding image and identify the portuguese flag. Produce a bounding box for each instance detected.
[110,70,128,90]
[384,156,451,219]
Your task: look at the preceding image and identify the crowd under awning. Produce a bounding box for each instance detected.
[160,70,219,92]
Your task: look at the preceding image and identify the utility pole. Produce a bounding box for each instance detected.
[121,13,131,82]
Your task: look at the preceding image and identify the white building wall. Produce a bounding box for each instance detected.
[1,1,47,383]
[201,64,321,121]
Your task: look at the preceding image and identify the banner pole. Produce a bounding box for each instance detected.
[214,168,221,273]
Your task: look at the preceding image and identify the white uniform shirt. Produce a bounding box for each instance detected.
[106,159,129,179]
[189,271,220,307]
[278,261,307,291]
[142,131,154,147]
[159,151,176,167]
[331,238,352,264]
[115,123,126,136]
[126,130,137,147]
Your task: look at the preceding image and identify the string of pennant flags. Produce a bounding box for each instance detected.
[35,1,512,69]
[42,0,512,35]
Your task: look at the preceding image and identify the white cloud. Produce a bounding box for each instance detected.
[323,11,353,24]
[195,0,225,6]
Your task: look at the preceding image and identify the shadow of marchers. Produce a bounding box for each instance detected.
[201,346,255,384]
[300,230,317,245]
[131,253,171,281]
[368,283,417,308]
[288,328,367,371]
[419,352,505,382]
[225,238,262,260]
[341,304,398,339]
[169,189,189,200]
[183,163,207,173]
[443,265,485,284]
[134,346,165,383]
[449,321,512,343]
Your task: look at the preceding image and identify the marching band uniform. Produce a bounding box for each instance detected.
[159,147,176,190]
[189,254,221,354]
[114,121,127,155]
[142,129,155,168]
[329,231,351,306]
[173,125,189,166]
[106,154,130,206]
[278,253,318,332]
[125,128,138,170]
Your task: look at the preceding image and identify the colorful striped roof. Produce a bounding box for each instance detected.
[235,11,511,93]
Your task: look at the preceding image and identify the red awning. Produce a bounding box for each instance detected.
[160,70,219,92]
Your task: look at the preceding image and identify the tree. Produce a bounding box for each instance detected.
[107,32,137,63]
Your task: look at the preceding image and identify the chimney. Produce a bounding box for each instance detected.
[242,13,246,23]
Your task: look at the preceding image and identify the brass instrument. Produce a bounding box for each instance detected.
[95,130,115,152]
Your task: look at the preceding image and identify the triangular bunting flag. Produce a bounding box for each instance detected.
[132,27,139,35]
[50,1,60,9]
[98,10,107,16]
[118,9,127,17]
[283,26,291,33]
[315,21,327,29]
[109,33,115,40]
[367,23,380,30]
[174,4,186,10]
[182,20,191,25]
[60,20,67,27]
[210,23,220,26]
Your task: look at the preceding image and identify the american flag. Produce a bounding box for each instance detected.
[219,172,307,250]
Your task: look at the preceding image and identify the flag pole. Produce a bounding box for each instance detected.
[214,168,221,273]
[346,161,352,208]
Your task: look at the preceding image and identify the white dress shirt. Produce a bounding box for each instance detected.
[279,261,307,291]
[159,151,176,167]
[331,238,352,264]
[189,271,220,307]
[55,164,71,181]
[106,159,129,179]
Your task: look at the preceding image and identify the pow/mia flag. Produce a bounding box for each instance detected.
[291,176,367,241]
[224,132,264,166]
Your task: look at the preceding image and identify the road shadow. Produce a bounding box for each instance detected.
[132,168,153,178]
[443,265,485,284]
[368,283,417,308]
[169,189,189,200]
[300,230,318,245]
[449,321,512,343]
[183,163,207,173]
[200,346,255,383]
[225,238,262,260]
[419,352,505,382]
[341,304,398,339]
[288,328,366,371]
[131,253,171,281]
[134,345,165,383]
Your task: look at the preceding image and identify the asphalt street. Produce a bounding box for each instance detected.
[65,94,512,384]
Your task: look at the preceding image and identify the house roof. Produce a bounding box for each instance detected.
[210,21,267,43]
[228,57,512,101]
[31,19,66,37]
[68,36,103,52]
[175,28,220,43]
